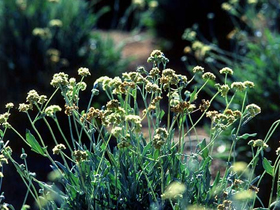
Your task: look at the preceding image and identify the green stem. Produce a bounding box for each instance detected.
[54,117,73,153]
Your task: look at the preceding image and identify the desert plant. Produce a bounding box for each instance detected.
[0,51,280,209]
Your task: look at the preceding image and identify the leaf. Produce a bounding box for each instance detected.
[199,139,209,159]
[0,129,4,138]
[130,89,137,99]
[262,157,274,176]
[189,86,197,102]
[26,129,47,156]
[212,171,220,188]
[142,143,151,156]
[237,133,257,140]
[159,110,165,120]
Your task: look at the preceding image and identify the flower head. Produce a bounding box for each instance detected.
[243,81,255,88]
[78,67,91,77]
[161,181,186,200]
[38,95,48,105]
[231,82,245,91]
[246,104,261,116]
[147,50,169,64]
[77,81,87,91]
[50,72,69,88]
[220,67,233,75]
[192,66,204,74]
[18,103,32,112]
[26,90,40,104]
[202,72,216,80]
[52,144,66,155]
[153,128,168,149]
[5,103,14,109]
[49,19,63,27]
[45,105,62,117]
[73,150,88,163]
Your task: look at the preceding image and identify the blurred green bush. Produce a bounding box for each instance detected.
[0,0,128,104]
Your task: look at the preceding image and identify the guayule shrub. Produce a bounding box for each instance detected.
[0,51,279,209]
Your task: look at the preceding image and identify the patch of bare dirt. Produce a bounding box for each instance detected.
[97,30,158,70]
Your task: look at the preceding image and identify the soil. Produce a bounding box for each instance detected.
[97,30,158,70]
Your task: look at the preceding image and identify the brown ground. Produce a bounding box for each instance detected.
[97,30,158,70]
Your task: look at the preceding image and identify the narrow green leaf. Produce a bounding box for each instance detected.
[142,143,151,156]
[262,157,274,176]
[237,133,257,140]
[159,110,165,120]
[199,139,209,159]
[189,86,197,102]
[0,129,4,138]
[212,171,220,188]
[26,129,47,156]
[130,89,137,99]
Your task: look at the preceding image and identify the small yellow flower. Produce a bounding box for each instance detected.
[231,82,245,91]
[248,0,257,4]
[52,144,66,155]
[252,139,268,149]
[246,103,261,116]
[149,1,158,8]
[161,181,186,200]
[73,150,88,163]
[0,113,10,125]
[220,67,233,75]
[26,90,40,104]
[38,95,47,105]
[234,190,255,201]
[202,72,216,80]
[243,81,255,88]
[18,103,32,112]
[50,72,69,88]
[78,67,91,77]
[5,103,14,109]
[221,3,233,11]
[45,105,62,117]
[192,66,204,73]
[49,19,63,27]
[232,161,248,174]
[77,81,87,91]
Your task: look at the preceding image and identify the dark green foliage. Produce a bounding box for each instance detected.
[0,0,127,104]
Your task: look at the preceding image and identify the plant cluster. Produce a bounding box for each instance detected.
[0,51,280,209]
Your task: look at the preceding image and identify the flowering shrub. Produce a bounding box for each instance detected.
[0,51,280,209]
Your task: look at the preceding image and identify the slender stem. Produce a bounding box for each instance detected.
[54,117,73,153]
